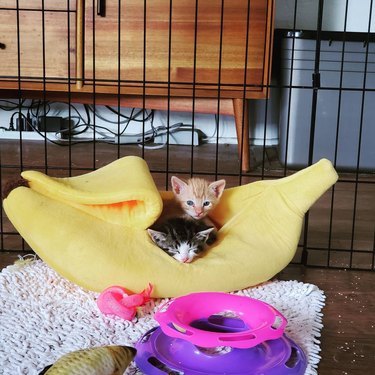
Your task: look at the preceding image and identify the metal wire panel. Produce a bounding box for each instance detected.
[0,0,374,271]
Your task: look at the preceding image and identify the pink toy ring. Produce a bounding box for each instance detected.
[154,292,287,349]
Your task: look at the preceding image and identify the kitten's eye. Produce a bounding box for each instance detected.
[186,200,194,206]
[203,201,211,207]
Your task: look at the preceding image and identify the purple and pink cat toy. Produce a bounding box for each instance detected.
[135,292,307,374]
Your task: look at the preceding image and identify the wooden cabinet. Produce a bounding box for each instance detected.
[0,0,274,171]
[0,1,273,98]
[83,0,273,99]
[0,1,76,90]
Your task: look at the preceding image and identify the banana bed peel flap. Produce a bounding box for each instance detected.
[3,156,338,298]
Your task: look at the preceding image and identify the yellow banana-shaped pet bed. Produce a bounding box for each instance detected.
[3,156,338,298]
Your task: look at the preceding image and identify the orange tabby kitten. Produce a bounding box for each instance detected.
[149,176,226,255]
[170,176,226,226]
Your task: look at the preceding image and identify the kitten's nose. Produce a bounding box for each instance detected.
[183,258,191,263]
[194,208,203,216]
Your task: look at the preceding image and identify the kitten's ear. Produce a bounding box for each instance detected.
[171,176,188,195]
[147,229,167,244]
[195,227,215,242]
[209,179,226,198]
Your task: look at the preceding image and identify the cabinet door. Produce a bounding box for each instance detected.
[84,0,273,99]
[0,2,76,91]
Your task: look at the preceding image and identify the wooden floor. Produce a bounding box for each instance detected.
[278,265,375,375]
[1,140,375,374]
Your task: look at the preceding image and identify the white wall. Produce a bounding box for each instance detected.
[276,0,375,32]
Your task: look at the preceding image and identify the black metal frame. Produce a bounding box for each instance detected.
[0,0,374,271]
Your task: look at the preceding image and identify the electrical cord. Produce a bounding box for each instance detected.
[200,114,219,143]
[2,100,205,149]
[86,106,156,138]
[87,105,154,130]
[9,111,26,131]
[135,122,199,149]
[0,99,26,111]
[26,119,112,146]
[3,100,155,140]
[105,106,154,122]
[29,99,51,119]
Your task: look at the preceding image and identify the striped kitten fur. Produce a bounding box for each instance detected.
[148,217,214,263]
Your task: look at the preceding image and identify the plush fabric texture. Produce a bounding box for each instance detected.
[0,259,325,375]
[3,156,338,298]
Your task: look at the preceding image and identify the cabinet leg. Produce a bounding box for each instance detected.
[233,98,250,172]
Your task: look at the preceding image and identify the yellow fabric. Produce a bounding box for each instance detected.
[3,156,338,298]
[21,156,163,229]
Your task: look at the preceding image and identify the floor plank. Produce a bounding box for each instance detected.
[278,265,375,375]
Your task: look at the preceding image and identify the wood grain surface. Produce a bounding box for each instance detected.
[0,0,274,99]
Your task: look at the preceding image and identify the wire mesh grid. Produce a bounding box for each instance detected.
[0,0,374,271]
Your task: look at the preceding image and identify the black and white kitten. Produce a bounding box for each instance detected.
[147,217,215,263]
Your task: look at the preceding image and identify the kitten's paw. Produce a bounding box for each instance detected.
[206,231,217,245]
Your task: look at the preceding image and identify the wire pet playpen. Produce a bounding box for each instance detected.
[0,0,374,272]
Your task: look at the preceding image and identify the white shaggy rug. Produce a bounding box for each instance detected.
[0,257,325,375]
